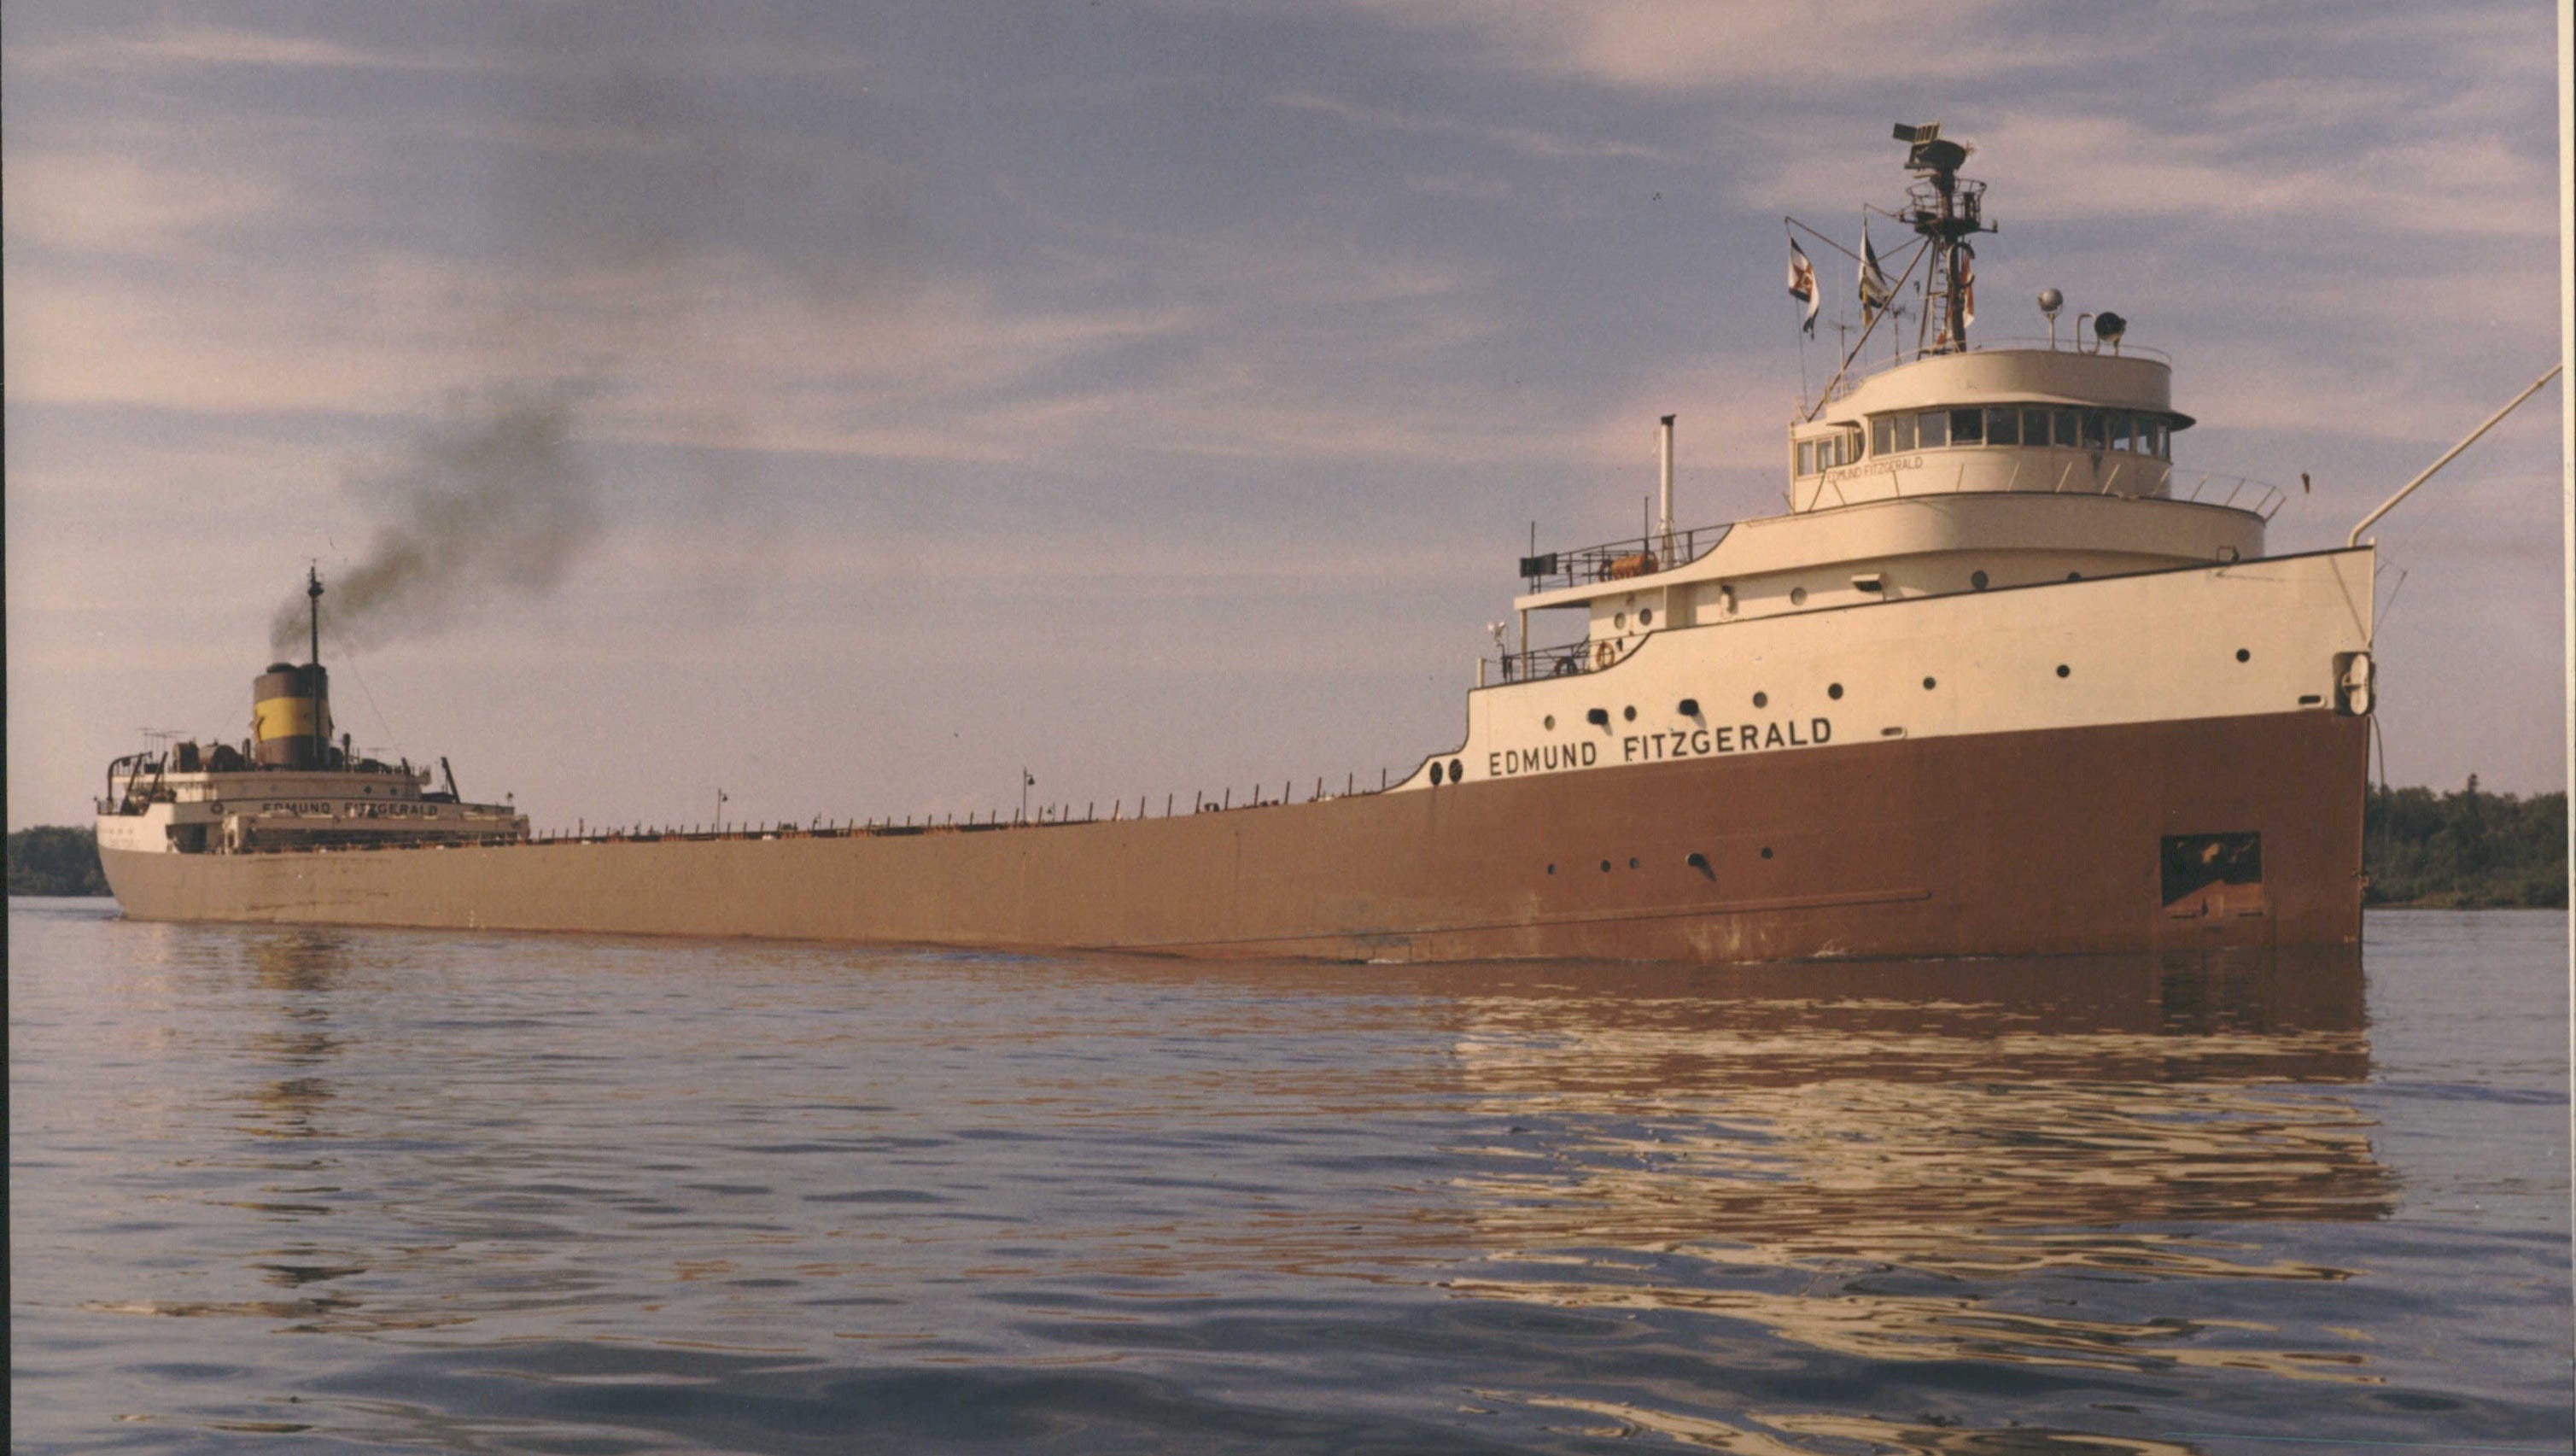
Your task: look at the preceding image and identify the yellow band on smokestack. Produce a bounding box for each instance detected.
[251,664,332,768]
[254,696,320,742]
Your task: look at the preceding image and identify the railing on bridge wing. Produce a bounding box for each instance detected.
[1489,635,1633,684]
[1519,524,1730,594]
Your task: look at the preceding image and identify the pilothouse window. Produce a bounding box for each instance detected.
[1800,430,1861,475]
[1897,404,2170,458]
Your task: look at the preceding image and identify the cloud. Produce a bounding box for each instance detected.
[1335,0,2054,91]
[1,227,1567,477]
[8,25,451,75]
[1966,114,2550,239]
[2,150,287,258]
[6,20,870,80]
[1271,91,1683,163]
[1408,173,1514,200]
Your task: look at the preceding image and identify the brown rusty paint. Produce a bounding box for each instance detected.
[99,710,2365,964]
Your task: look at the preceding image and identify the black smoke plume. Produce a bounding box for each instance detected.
[273,390,598,654]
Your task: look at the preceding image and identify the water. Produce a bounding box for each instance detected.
[9,902,2569,1454]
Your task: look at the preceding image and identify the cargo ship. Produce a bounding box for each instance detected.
[99,127,2392,962]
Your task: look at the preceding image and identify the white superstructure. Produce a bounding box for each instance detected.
[96,752,529,856]
[1394,124,2376,794]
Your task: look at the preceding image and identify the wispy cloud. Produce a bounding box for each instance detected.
[7,21,872,80]
[8,25,456,75]
[1335,0,2056,91]
[1271,91,1683,163]
[2,150,289,258]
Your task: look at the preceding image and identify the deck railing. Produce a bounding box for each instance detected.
[1520,524,1730,594]
[1817,336,2175,405]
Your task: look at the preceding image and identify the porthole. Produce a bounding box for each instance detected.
[1639,607,1655,626]
[1790,587,1808,605]
[2235,648,2251,663]
[1678,698,1700,717]
[1622,705,1637,722]
[1614,611,1627,629]
[1760,846,1773,860]
[2055,664,2071,679]
[1547,863,1557,875]
[1971,570,1990,590]
[1752,691,1768,709]
[1544,714,1557,730]
[1922,676,1937,690]
[1628,857,1640,869]
[1449,757,1463,781]
[1600,860,1613,873]
[1827,683,1843,700]
[1430,762,1445,785]
[2067,571,2084,582]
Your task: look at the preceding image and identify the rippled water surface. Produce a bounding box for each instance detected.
[10,903,2570,1453]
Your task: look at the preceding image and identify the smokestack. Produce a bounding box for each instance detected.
[1657,414,1676,554]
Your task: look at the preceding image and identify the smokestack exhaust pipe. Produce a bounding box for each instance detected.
[1656,414,1676,558]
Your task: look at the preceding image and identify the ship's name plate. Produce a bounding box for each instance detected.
[255,799,444,819]
[1489,717,1833,779]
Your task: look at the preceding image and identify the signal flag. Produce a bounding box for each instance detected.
[1787,238,1819,336]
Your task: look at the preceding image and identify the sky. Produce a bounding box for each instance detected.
[5,0,2567,833]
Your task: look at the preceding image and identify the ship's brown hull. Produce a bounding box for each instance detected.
[100,710,2367,962]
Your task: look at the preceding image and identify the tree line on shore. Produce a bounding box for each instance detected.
[2362,779,2566,909]
[10,781,2567,907]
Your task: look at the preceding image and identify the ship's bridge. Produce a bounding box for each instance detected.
[1790,346,2197,513]
[1495,337,2287,682]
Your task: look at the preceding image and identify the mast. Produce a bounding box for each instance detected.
[307,566,326,768]
[1892,123,1992,354]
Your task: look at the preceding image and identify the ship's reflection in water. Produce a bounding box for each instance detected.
[36,902,2556,1456]
[1411,949,2391,1444]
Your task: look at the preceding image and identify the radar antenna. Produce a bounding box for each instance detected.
[1891,122,1993,354]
